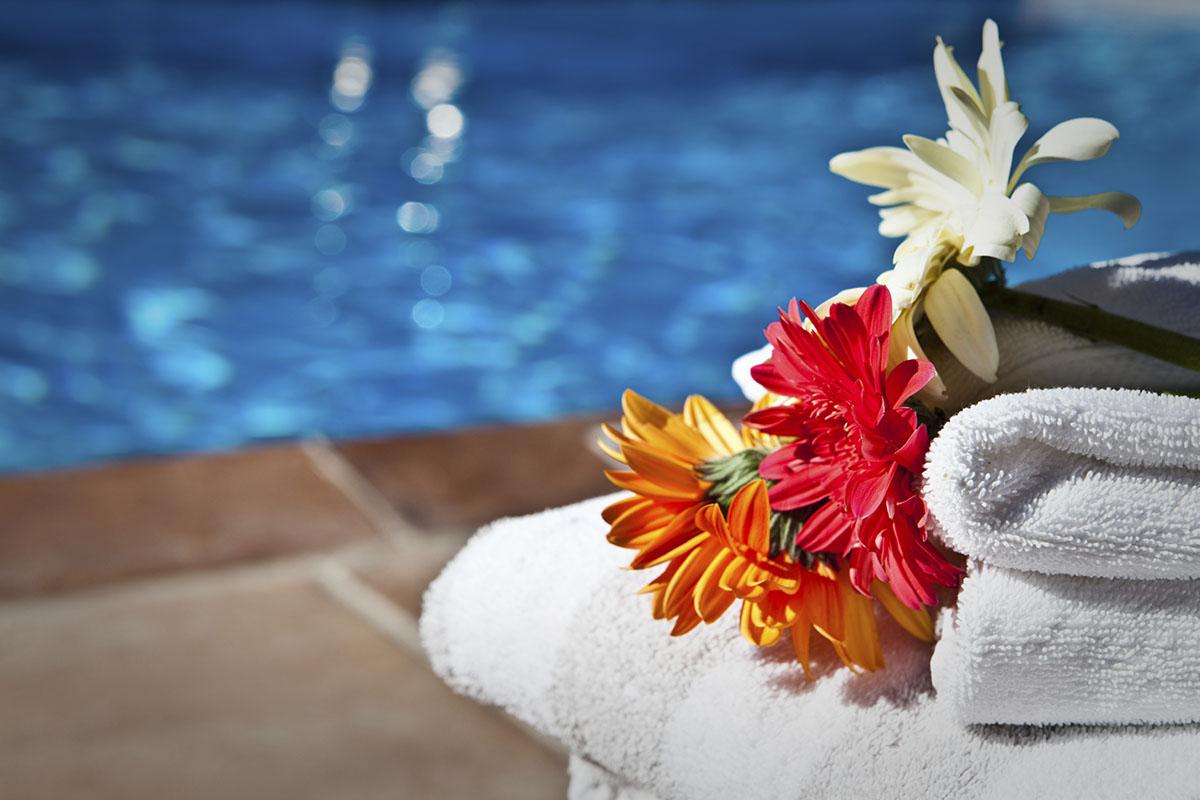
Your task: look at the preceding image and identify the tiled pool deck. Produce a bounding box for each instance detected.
[0,414,644,799]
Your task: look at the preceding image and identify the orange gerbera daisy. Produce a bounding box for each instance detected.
[694,480,884,675]
[600,391,764,633]
[601,391,932,676]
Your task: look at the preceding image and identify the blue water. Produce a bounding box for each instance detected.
[3,1,1199,473]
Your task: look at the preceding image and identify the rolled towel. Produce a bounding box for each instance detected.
[422,497,1200,800]
[924,387,1200,578]
[932,563,1200,726]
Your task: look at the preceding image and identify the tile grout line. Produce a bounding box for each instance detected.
[314,559,427,659]
[310,521,573,760]
[302,438,572,760]
[0,550,344,614]
[319,561,571,762]
[315,559,570,758]
[300,437,427,552]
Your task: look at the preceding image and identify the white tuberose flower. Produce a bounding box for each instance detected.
[829,19,1140,391]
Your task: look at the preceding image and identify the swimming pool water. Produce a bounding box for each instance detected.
[3,1,1199,472]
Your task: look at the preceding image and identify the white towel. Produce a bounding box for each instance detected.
[924,387,1200,578]
[421,497,1200,800]
[931,563,1200,727]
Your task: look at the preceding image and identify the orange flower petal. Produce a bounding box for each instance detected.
[620,440,706,496]
[661,542,716,618]
[727,479,772,555]
[873,579,935,642]
[670,604,703,637]
[694,549,734,623]
[621,390,716,463]
[629,510,708,569]
[682,394,744,456]
[604,470,700,503]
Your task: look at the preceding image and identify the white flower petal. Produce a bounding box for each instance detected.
[1011,182,1050,259]
[987,101,1028,187]
[959,192,1029,263]
[934,37,984,139]
[903,134,983,197]
[1048,192,1141,229]
[867,187,915,206]
[877,268,923,313]
[1010,117,1120,188]
[924,269,999,383]
[976,19,1007,115]
[828,147,920,189]
[731,345,771,402]
[946,89,989,144]
[879,204,940,238]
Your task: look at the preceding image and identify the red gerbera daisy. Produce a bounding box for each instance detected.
[744,284,960,609]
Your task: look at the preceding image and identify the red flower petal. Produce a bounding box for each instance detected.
[794,500,854,554]
[747,284,960,605]
[766,463,843,511]
[856,284,893,341]
[845,463,897,519]
[885,358,937,407]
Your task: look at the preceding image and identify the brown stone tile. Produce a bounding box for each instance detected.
[348,539,464,619]
[0,445,379,598]
[335,415,616,535]
[335,402,752,536]
[0,566,567,800]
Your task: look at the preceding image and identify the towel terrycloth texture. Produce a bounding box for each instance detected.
[421,496,1200,800]
[925,388,1200,578]
[931,563,1200,727]
[920,255,1200,728]
[932,251,1200,408]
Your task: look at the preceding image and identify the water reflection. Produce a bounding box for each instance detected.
[314,224,347,255]
[409,151,444,184]
[427,103,465,139]
[420,265,452,296]
[396,201,440,234]
[412,298,445,329]
[330,38,373,112]
[3,3,1199,473]
[318,113,354,148]
[411,51,463,110]
[311,187,348,221]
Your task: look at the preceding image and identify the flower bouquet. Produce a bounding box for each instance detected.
[599,19,1200,677]
[423,16,1200,797]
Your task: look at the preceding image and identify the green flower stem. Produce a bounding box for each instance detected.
[982,285,1200,373]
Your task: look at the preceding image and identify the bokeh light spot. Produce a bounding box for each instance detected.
[420,265,452,296]
[396,202,440,234]
[314,224,347,255]
[427,104,465,139]
[412,298,444,329]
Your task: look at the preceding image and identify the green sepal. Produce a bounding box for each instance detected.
[696,448,820,565]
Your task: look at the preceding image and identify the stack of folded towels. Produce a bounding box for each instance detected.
[420,256,1200,798]
[926,386,1200,726]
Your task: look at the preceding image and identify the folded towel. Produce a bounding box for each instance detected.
[924,387,1200,578]
[422,497,1200,800]
[932,563,1200,726]
[933,251,1200,408]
